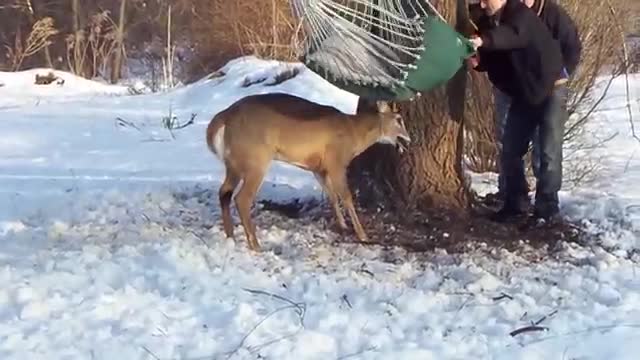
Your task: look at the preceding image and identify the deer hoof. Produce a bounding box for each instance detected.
[222,226,234,239]
[249,245,261,252]
[247,239,261,252]
[356,233,370,243]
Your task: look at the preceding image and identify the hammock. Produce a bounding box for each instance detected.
[292,0,475,100]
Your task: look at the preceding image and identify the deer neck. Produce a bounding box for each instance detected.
[351,114,385,156]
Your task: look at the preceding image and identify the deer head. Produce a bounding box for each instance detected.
[375,101,411,153]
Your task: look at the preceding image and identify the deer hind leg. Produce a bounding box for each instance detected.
[235,164,269,251]
[329,169,369,242]
[219,165,240,239]
[314,172,348,231]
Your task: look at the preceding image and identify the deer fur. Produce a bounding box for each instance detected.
[206,92,410,251]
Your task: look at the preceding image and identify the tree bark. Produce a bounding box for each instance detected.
[111,0,127,84]
[71,0,90,78]
[349,0,475,212]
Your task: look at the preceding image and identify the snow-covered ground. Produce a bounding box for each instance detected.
[1,56,640,359]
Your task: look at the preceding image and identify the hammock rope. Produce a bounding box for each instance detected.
[293,0,442,88]
[292,0,475,100]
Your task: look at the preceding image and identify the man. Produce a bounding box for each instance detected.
[468,0,567,223]
[529,0,582,77]
[471,0,582,208]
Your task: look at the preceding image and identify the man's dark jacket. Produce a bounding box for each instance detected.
[472,0,564,105]
[534,0,582,75]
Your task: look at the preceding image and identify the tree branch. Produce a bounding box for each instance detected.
[606,0,639,143]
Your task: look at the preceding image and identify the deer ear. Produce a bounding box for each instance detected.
[376,101,391,113]
[394,114,404,127]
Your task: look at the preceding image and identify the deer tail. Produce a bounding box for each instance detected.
[206,115,226,161]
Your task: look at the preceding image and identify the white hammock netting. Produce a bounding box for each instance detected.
[291,0,475,100]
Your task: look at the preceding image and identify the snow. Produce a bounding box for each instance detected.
[1,56,640,359]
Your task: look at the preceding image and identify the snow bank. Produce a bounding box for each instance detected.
[1,57,639,359]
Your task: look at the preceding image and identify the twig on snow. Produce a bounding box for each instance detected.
[456,294,475,313]
[534,309,558,326]
[242,288,306,315]
[359,268,374,277]
[624,148,638,173]
[358,263,374,277]
[223,289,307,359]
[157,204,170,216]
[188,229,209,248]
[115,116,168,142]
[492,292,514,301]
[510,325,548,337]
[510,309,557,337]
[521,323,640,347]
[341,294,353,309]
[116,116,142,132]
[141,345,161,360]
[225,304,304,359]
[162,112,196,140]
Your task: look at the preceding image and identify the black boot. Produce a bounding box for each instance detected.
[489,195,529,223]
[532,201,560,224]
[482,191,505,207]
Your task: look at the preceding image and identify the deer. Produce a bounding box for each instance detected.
[205,92,410,251]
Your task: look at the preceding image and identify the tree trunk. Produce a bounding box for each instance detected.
[111,0,127,84]
[349,0,475,212]
[71,0,90,78]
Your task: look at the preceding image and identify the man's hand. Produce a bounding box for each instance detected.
[466,54,480,69]
[470,36,484,50]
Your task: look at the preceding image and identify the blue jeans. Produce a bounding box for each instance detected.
[500,85,568,214]
[494,87,542,195]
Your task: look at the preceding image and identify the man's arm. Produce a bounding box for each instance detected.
[549,3,582,75]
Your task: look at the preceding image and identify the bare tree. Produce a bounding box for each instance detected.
[349,0,474,212]
[111,0,127,83]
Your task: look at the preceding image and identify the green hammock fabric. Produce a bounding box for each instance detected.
[405,17,476,96]
[304,16,476,101]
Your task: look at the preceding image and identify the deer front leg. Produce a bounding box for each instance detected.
[219,167,240,239]
[330,170,369,242]
[234,167,267,251]
[314,172,348,232]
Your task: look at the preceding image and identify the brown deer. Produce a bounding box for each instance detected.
[206,92,410,251]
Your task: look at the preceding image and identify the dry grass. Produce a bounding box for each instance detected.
[5,16,58,71]
[563,0,629,118]
[558,0,634,187]
[235,0,304,60]
[0,0,303,81]
[65,11,120,79]
[182,0,303,80]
